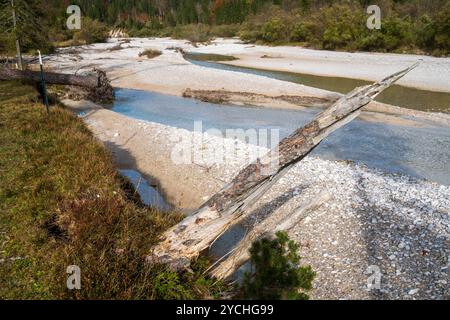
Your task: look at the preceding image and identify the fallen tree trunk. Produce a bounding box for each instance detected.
[0,67,114,102]
[209,192,331,280]
[147,62,420,271]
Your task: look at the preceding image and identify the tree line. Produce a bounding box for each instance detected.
[0,0,449,57]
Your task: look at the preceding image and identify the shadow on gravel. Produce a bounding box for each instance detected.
[356,174,448,300]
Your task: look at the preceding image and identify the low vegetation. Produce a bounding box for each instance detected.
[138,49,162,59]
[0,81,227,299]
[52,17,109,48]
[72,17,109,45]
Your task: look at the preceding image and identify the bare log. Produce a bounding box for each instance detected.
[147,62,420,271]
[210,192,331,280]
[0,67,114,102]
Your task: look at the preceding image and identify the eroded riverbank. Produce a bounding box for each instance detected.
[185,52,450,114]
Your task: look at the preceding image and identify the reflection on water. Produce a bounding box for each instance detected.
[185,52,450,114]
[119,169,170,211]
[112,89,450,186]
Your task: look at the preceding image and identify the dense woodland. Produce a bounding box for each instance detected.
[0,0,449,56]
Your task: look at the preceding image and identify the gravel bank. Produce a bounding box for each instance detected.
[193,38,450,93]
[65,99,449,300]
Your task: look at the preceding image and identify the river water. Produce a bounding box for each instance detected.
[112,88,450,186]
[185,53,450,114]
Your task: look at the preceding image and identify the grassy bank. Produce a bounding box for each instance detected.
[0,81,227,299]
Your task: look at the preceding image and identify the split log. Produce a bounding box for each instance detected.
[147,62,420,271]
[0,67,114,102]
[210,192,331,280]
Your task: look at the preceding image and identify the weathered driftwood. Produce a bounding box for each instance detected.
[210,192,331,280]
[147,62,420,271]
[0,67,114,101]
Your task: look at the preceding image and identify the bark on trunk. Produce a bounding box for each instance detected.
[147,62,420,271]
[0,67,98,87]
[209,192,331,280]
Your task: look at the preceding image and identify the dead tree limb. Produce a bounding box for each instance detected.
[147,62,420,271]
[0,66,98,87]
[0,67,114,101]
[210,192,331,280]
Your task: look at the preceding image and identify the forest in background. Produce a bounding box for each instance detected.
[0,0,449,56]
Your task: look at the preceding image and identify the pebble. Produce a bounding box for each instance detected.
[408,289,419,295]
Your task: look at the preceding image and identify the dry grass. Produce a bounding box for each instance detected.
[0,81,229,299]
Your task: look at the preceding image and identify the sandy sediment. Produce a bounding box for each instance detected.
[44,38,450,127]
[63,98,449,300]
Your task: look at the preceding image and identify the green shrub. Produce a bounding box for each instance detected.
[415,15,437,49]
[0,81,229,299]
[319,4,366,50]
[153,271,194,300]
[209,24,241,38]
[73,17,109,44]
[238,21,264,42]
[435,5,450,52]
[153,257,229,300]
[239,231,315,300]
[380,16,414,51]
[171,24,212,43]
[261,18,289,43]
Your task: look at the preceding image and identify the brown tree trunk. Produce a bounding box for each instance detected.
[147,62,420,272]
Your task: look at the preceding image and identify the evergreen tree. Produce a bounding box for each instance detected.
[239,232,316,300]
